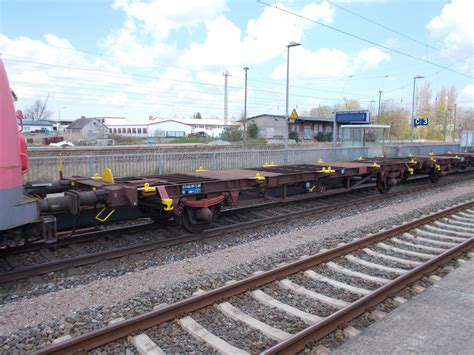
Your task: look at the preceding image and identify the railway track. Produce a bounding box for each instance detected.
[33,201,474,354]
[0,171,472,284]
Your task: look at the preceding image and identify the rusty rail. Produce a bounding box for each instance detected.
[34,200,474,354]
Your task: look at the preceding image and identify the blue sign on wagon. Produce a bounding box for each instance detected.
[414,118,429,127]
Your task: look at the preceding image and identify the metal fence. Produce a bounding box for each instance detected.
[25,147,368,182]
[388,143,461,157]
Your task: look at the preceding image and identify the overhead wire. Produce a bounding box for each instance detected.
[257,0,473,79]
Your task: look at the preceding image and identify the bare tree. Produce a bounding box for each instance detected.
[23,96,53,121]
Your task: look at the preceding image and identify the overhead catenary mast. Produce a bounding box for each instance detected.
[223,70,230,130]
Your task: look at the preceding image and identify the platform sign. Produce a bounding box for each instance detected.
[414,118,429,127]
[289,109,298,120]
[335,110,370,123]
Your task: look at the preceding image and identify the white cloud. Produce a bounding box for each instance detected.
[104,0,228,66]
[461,84,474,98]
[355,47,390,70]
[270,46,389,80]
[271,47,351,79]
[180,1,335,69]
[427,0,474,61]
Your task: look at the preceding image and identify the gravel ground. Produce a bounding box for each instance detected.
[0,182,472,352]
[192,307,275,353]
[2,180,472,305]
[261,283,339,317]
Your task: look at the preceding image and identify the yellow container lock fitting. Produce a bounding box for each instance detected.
[454,155,461,160]
[92,173,103,180]
[317,158,324,163]
[102,168,114,183]
[429,152,434,156]
[196,166,205,172]
[447,151,452,154]
[435,164,441,172]
[161,198,174,211]
[263,162,270,167]
[372,162,381,168]
[255,172,266,181]
[143,183,157,193]
[356,156,364,161]
[320,166,336,174]
[409,158,417,164]
[408,167,414,175]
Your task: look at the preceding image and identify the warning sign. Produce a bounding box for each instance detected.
[289,109,298,120]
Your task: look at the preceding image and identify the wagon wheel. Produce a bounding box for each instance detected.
[177,205,220,233]
[429,168,440,183]
[376,176,391,194]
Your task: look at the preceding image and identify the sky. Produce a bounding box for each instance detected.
[0,0,473,122]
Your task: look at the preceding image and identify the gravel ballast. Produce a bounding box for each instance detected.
[0,182,473,352]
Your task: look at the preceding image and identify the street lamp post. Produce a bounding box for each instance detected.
[377,90,382,124]
[410,75,424,144]
[243,67,249,149]
[284,41,301,165]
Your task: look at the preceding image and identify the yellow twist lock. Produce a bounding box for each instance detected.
[92,173,103,180]
[408,167,414,175]
[372,162,381,168]
[161,198,173,211]
[255,172,266,181]
[429,152,434,156]
[454,155,461,160]
[435,164,441,172]
[143,183,156,193]
[320,166,335,174]
[263,162,276,167]
[356,156,364,161]
[409,158,417,164]
[196,166,205,172]
[317,158,324,163]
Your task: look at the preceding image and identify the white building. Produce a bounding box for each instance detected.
[102,116,236,138]
[103,117,148,137]
[147,119,192,138]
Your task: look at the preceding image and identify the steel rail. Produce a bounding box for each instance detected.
[33,200,474,355]
[1,175,467,284]
[4,169,472,256]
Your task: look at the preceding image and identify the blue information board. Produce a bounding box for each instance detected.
[335,110,370,123]
[414,118,429,127]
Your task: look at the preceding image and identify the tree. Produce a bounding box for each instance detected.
[378,100,410,139]
[23,97,53,121]
[193,112,202,119]
[309,105,333,118]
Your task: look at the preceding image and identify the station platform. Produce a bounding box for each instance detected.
[333,256,474,354]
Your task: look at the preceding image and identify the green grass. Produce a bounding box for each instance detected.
[170,137,215,143]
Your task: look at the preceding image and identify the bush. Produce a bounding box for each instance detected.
[220,126,243,142]
[247,123,258,138]
[288,130,299,142]
[315,131,332,142]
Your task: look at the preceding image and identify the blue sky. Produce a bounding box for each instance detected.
[0,0,472,122]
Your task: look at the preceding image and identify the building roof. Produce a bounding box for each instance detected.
[247,114,333,123]
[67,117,106,130]
[22,119,53,126]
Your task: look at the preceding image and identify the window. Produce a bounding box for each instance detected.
[143,128,147,134]
[132,128,137,134]
[127,128,131,134]
[117,128,121,133]
[138,128,142,134]
[109,128,113,133]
